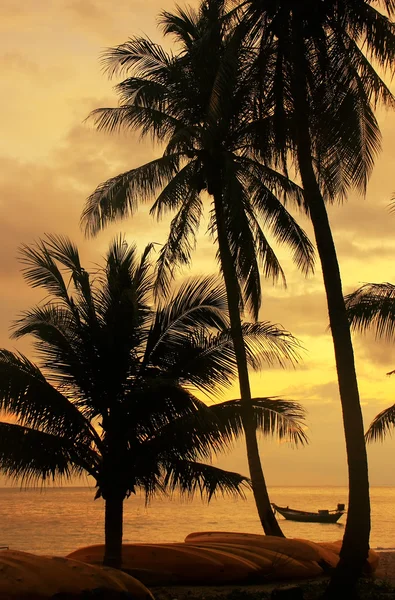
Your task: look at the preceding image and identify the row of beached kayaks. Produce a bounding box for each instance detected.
[66,531,380,586]
[0,531,380,598]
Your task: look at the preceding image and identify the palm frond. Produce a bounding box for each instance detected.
[211,397,308,447]
[143,277,229,368]
[18,240,71,306]
[350,2,395,69]
[345,283,395,339]
[220,159,265,319]
[240,158,315,276]
[240,321,303,369]
[42,235,95,317]
[101,36,173,79]
[154,189,203,297]
[0,422,100,484]
[132,242,156,313]
[11,305,99,397]
[160,6,201,47]
[81,154,182,237]
[365,403,395,443]
[87,105,182,141]
[0,350,95,444]
[151,328,238,396]
[140,391,237,460]
[162,458,250,501]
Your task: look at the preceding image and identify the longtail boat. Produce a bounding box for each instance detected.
[272,503,345,524]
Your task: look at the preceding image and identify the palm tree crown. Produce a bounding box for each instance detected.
[238,0,394,199]
[82,0,315,316]
[0,234,307,567]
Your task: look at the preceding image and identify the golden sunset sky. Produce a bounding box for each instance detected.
[1,0,395,487]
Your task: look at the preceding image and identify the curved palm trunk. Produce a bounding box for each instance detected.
[104,492,124,569]
[291,33,370,594]
[213,188,284,537]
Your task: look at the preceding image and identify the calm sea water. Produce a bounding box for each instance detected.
[0,486,394,556]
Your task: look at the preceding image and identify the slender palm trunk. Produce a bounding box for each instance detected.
[213,187,284,537]
[104,493,124,569]
[290,29,370,594]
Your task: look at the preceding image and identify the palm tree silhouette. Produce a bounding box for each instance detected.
[346,281,395,441]
[233,0,395,589]
[81,0,314,537]
[0,234,307,569]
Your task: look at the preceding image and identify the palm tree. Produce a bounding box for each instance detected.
[232,0,395,589]
[346,281,395,441]
[0,234,307,569]
[81,0,315,536]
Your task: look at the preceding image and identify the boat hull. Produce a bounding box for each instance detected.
[272,504,344,524]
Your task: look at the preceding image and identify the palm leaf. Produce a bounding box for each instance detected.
[0,422,100,484]
[81,154,181,237]
[365,404,395,443]
[0,350,96,444]
[211,397,308,447]
[143,276,230,369]
[345,283,395,339]
[240,321,302,369]
[18,240,71,306]
[161,458,250,501]
[153,173,203,296]
[101,36,174,79]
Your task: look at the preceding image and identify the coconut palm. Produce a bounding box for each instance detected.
[81,0,315,536]
[0,234,307,569]
[346,281,395,441]
[231,0,395,589]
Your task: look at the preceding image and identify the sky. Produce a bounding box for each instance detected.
[1,0,395,489]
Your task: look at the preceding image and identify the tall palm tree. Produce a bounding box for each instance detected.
[0,234,307,569]
[81,0,315,536]
[346,281,395,441]
[232,0,395,589]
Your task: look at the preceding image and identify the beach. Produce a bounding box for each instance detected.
[374,551,395,585]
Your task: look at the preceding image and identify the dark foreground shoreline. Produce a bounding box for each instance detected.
[149,552,395,600]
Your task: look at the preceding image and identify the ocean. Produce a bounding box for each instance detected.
[0,486,394,556]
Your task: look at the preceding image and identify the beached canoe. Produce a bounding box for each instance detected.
[0,549,153,599]
[185,532,338,565]
[66,543,260,585]
[187,541,324,579]
[186,532,379,574]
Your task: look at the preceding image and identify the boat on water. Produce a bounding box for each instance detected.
[272,503,345,524]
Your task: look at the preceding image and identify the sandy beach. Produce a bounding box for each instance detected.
[374,551,395,585]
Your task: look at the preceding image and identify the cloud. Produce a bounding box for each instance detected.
[353,330,395,371]
[62,0,182,45]
[259,290,328,337]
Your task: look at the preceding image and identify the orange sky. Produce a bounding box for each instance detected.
[1,0,395,488]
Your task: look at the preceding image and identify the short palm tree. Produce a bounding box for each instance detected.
[232,0,395,589]
[81,0,315,536]
[346,281,395,441]
[0,234,307,569]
